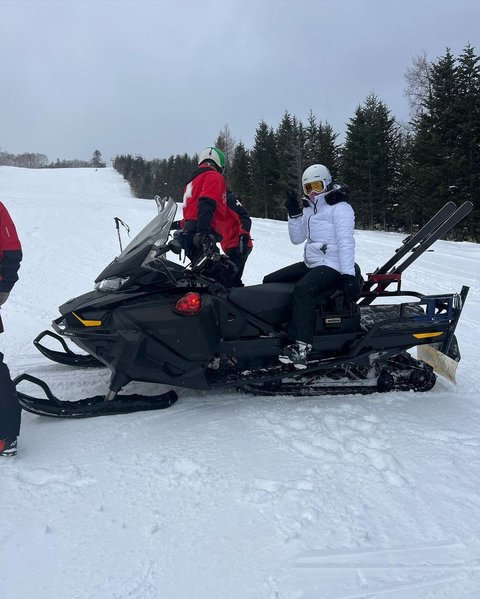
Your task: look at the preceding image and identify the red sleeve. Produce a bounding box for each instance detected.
[0,202,22,251]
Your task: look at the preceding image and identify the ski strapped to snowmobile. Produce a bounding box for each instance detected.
[359,201,473,302]
[14,198,472,417]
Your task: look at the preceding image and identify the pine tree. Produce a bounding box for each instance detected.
[341,94,399,229]
[229,142,252,208]
[275,111,298,192]
[250,120,279,219]
[408,49,463,223]
[304,111,339,176]
[91,150,105,168]
[454,44,480,239]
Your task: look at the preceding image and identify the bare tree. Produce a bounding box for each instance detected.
[215,123,236,169]
[404,52,432,119]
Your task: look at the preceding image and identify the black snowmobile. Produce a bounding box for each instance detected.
[14,197,472,418]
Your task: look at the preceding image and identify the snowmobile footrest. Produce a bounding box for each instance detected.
[34,330,103,367]
[13,373,178,418]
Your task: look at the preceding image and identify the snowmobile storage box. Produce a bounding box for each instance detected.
[315,303,361,334]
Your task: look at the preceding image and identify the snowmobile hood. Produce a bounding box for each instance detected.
[95,197,177,283]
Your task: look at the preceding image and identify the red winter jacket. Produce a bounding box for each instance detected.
[220,191,254,252]
[181,165,228,239]
[0,202,22,293]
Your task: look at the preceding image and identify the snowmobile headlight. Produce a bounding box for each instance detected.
[95,277,130,292]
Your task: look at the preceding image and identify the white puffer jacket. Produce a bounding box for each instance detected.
[288,194,355,275]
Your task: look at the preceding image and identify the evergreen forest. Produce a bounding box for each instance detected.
[114,46,480,241]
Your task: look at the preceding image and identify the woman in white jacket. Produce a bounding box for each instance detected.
[263,164,358,368]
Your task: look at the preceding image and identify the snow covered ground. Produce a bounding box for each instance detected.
[1,166,480,599]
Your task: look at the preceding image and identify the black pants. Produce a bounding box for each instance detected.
[263,262,341,344]
[226,247,252,287]
[0,352,21,439]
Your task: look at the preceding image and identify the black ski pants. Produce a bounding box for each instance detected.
[263,262,341,345]
[226,247,252,287]
[0,352,21,439]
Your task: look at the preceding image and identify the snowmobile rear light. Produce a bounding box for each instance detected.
[174,292,202,316]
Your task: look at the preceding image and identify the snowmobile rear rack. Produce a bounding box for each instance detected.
[34,330,103,367]
[13,373,178,418]
[360,201,473,305]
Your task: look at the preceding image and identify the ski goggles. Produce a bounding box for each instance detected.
[303,180,325,195]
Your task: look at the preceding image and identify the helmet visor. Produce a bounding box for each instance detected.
[303,180,324,195]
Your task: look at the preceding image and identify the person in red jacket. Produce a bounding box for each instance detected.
[179,146,228,260]
[0,201,23,457]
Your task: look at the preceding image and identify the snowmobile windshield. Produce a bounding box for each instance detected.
[121,197,177,257]
[94,197,177,283]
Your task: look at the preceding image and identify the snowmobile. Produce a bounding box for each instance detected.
[14,197,472,418]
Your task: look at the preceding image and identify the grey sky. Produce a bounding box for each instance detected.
[1,0,479,163]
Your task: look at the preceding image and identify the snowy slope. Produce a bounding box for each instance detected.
[1,166,480,599]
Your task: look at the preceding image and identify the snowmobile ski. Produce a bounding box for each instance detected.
[13,373,178,418]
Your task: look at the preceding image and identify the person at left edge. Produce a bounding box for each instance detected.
[0,201,23,457]
[177,146,228,261]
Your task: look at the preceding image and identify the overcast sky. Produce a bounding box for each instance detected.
[1,0,479,163]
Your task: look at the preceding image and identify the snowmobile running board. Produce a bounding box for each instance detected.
[34,330,103,367]
[13,373,178,418]
[360,201,473,305]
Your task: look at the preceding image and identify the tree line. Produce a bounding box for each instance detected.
[0,149,106,169]
[114,45,479,241]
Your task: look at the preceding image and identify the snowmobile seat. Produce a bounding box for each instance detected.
[228,283,294,324]
[228,265,364,326]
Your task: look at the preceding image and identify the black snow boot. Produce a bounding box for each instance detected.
[0,437,17,457]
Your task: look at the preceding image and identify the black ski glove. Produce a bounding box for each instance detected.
[325,183,351,205]
[238,233,250,255]
[193,231,216,253]
[284,188,302,217]
[0,291,9,307]
[341,274,359,303]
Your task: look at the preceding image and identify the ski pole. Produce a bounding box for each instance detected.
[114,217,130,252]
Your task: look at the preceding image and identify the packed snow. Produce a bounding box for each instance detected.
[1,166,480,599]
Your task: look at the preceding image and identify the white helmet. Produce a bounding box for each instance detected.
[198,146,225,172]
[302,164,332,196]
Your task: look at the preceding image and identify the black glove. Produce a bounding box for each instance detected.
[238,234,250,255]
[193,231,216,253]
[325,183,350,205]
[0,291,9,307]
[170,220,181,231]
[284,188,302,217]
[341,274,359,303]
